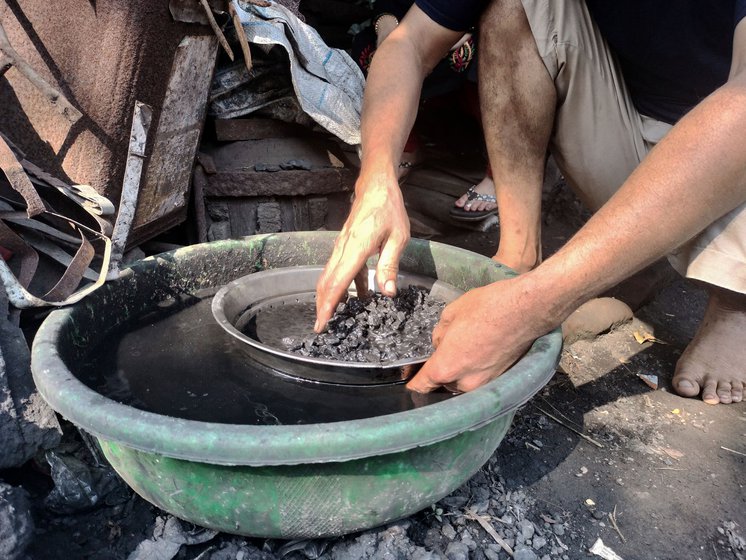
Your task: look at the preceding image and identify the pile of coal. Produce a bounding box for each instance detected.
[282,286,445,363]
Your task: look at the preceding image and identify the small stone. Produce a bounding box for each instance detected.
[484,547,501,560]
[473,500,490,514]
[532,536,547,550]
[441,496,469,510]
[423,527,443,550]
[553,524,565,536]
[0,483,34,560]
[460,530,477,551]
[592,510,605,520]
[519,519,536,541]
[512,544,539,560]
[445,541,470,560]
[441,523,457,540]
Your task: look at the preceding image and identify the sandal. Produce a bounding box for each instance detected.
[449,185,497,221]
[398,151,423,184]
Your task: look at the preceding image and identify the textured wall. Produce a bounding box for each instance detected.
[0,0,206,213]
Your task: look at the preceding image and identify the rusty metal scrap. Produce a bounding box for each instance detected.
[0,133,112,307]
[107,101,153,280]
[0,22,82,125]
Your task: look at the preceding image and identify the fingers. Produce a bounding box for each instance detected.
[376,232,408,297]
[431,300,458,348]
[405,361,444,393]
[315,236,371,332]
[354,266,370,299]
[408,306,457,392]
[407,352,495,394]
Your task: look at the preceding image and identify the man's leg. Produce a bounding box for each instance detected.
[478,0,553,273]
[481,0,745,403]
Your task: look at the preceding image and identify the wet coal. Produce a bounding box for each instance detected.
[282,286,445,363]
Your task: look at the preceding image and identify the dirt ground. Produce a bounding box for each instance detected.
[3,109,745,560]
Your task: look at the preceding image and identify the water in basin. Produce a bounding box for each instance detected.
[77,292,452,426]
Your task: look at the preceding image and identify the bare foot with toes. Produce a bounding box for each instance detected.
[672,286,746,404]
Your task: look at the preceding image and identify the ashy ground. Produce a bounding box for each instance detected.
[3,108,745,560]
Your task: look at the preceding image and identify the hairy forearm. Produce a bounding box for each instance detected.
[530,75,746,323]
[357,35,428,187]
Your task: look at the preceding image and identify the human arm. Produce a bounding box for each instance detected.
[314,6,462,332]
[408,18,746,392]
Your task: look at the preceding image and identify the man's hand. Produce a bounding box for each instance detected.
[407,276,555,393]
[315,172,410,332]
[314,5,464,333]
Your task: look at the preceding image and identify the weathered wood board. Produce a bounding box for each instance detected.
[131,34,218,244]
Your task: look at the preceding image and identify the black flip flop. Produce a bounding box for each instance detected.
[449,185,497,222]
[449,206,497,222]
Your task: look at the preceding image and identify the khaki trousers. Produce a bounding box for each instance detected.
[519,0,746,294]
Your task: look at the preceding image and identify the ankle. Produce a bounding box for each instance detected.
[492,247,541,274]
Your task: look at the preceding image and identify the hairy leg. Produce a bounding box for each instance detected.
[673,286,746,404]
[479,0,555,273]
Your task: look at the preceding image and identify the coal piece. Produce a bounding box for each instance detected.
[285,286,445,363]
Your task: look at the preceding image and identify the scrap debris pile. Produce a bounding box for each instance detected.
[283,286,445,363]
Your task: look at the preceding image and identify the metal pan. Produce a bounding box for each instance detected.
[211,265,464,386]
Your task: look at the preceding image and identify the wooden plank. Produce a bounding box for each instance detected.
[132,35,219,238]
[208,137,344,171]
[214,118,309,142]
[227,199,258,237]
[307,197,328,230]
[192,164,209,243]
[292,197,310,231]
[256,201,282,233]
[204,168,356,197]
[279,198,296,231]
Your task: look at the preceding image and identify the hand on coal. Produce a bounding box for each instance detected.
[315,174,410,333]
[406,277,554,393]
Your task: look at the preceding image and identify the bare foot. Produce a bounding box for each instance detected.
[672,286,746,404]
[454,175,497,213]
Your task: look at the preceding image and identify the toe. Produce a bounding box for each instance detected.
[455,195,468,208]
[673,374,700,398]
[702,379,720,405]
[730,381,743,403]
[716,381,733,404]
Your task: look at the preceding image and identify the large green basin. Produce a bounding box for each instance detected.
[31,232,561,538]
